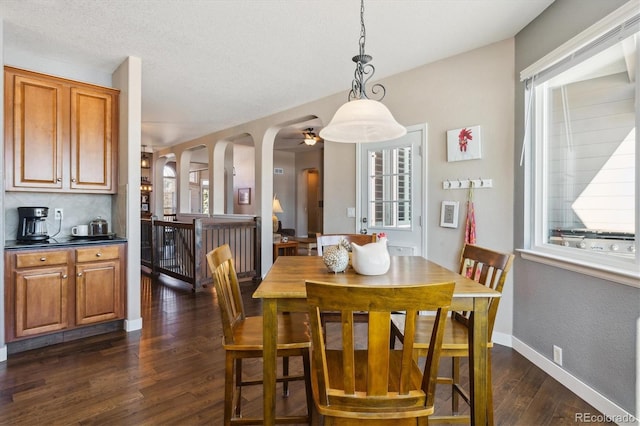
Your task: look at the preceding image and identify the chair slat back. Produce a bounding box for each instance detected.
[457,244,515,336]
[306,280,454,417]
[315,233,377,256]
[206,244,245,344]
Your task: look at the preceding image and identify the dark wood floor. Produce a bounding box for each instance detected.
[0,273,613,425]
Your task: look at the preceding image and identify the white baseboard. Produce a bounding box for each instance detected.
[492,331,512,347]
[0,345,6,362]
[124,317,143,332]
[512,337,638,426]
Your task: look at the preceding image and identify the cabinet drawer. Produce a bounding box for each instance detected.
[76,245,120,262]
[16,251,68,268]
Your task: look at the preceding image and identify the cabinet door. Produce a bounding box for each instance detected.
[70,87,117,193]
[76,260,122,325]
[15,266,69,337]
[6,72,66,190]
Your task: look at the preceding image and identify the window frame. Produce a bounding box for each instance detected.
[520,3,640,287]
[163,163,177,215]
[366,144,413,231]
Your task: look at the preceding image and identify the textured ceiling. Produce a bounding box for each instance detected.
[2,0,554,150]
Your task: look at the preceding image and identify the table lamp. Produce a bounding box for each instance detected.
[272,195,284,232]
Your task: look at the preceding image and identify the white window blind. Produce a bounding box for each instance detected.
[521,0,640,83]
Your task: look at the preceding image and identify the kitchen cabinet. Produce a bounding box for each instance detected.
[4,243,126,342]
[75,245,122,325]
[13,250,70,338]
[4,66,119,193]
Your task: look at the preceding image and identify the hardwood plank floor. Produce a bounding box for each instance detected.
[0,273,614,425]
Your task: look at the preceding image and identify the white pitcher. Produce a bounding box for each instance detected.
[351,237,390,276]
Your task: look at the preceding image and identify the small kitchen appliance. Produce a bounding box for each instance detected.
[17,207,49,242]
[89,216,109,236]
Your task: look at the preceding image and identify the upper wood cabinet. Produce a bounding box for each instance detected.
[4,66,119,193]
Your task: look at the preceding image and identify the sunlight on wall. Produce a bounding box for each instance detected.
[572,128,635,232]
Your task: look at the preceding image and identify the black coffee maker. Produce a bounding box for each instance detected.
[17,207,49,242]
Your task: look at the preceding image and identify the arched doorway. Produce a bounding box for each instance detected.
[162,162,177,220]
[273,119,324,238]
[304,168,322,236]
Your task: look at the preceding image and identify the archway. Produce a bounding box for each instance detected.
[270,116,324,238]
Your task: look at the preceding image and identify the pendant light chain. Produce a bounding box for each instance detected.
[319,0,406,143]
[358,0,367,57]
[348,0,386,102]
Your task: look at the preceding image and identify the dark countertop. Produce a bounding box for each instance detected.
[5,235,127,250]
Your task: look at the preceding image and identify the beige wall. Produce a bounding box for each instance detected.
[273,150,296,229]
[383,38,516,338]
[160,39,515,337]
[233,144,256,215]
[385,38,515,264]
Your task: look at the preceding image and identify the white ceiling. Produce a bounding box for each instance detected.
[2,0,554,151]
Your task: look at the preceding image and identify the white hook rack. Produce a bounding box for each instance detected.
[442,178,493,190]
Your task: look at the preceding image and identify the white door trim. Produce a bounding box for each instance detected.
[355,123,428,258]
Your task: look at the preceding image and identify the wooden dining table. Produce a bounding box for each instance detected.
[253,255,500,425]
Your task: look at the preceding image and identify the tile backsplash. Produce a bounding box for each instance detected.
[5,192,113,241]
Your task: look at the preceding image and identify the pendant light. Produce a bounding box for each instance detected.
[320,0,406,143]
[141,145,151,168]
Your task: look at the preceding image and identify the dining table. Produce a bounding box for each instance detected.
[253,255,501,425]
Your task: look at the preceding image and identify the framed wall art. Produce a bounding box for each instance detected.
[447,125,482,162]
[440,201,459,228]
[238,188,251,205]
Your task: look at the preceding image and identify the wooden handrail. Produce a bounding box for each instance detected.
[141,215,260,291]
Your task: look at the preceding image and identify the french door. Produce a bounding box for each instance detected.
[357,124,427,256]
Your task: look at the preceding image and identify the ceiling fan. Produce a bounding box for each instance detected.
[299,128,323,146]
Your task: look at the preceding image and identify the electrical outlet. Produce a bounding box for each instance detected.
[553,345,563,366]
[54,208,63,221]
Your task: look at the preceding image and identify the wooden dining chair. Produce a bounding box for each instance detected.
[315,233,377,256]
[206,244,312,425]
[390,244,514,424]
[305,279,455,425]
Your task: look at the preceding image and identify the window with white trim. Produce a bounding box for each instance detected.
[521,3,639,276]
[163,163,176,215]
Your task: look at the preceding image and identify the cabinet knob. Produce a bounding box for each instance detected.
[55,178,62,182]
[62,274,68,279]
[96,252,102,257]
[77,272,83,277]
[71,178,76,183]
[40,257,46,261]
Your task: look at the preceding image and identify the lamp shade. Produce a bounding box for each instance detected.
[272,196,284,232]
[320,99,407,143]
[272,198,284,213]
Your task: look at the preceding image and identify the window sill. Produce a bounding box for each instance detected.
[517,249,640,288]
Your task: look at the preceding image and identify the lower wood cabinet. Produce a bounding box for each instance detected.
[75,245,122,325]
[4,243,125,342]
[15,262,69,338]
